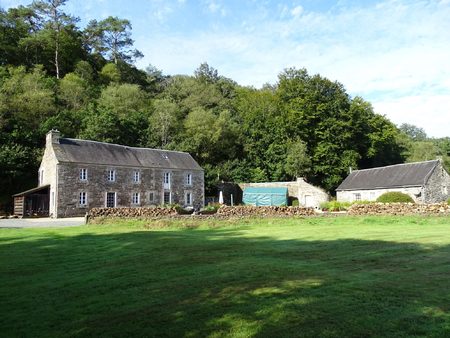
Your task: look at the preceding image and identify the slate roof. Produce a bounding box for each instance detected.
[53,138,203,171]
[336,160,440,191]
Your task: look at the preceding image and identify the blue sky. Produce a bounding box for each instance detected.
[2,0,449,137]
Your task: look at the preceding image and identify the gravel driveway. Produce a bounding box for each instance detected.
[0,217,85,229]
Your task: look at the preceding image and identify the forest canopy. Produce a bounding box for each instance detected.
[1,0,448,210]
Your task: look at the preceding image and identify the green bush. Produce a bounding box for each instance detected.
[447,198,450,205]
[320,200,351,211]
[291,198,299,207]
[200,203,220,215]
[376,192,414,203]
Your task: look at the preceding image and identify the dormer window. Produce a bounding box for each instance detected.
[80,168,87,181]
[107,170,116,182]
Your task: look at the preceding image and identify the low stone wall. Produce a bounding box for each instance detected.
[217,205,316,217]
[348,203,450,215]
[89,207,178,218]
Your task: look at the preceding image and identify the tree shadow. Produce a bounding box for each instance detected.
[1,227,450,337]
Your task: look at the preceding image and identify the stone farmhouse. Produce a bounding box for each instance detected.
[13,130,204,218]
[336,160,450,203]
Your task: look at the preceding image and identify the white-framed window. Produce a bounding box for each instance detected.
[353,193,361,201]
[79,192,87,207]
[107,169,116,182]
[163,172,171,189]
[185,192,192,206]
[133,171,140,183]
[132,192,140,205]
[149,191,155,203]
[106,192,116,208]
[163,172,170,184]
[163,191,171,204]
[186,173,192,186]
[80,168,88,181]
[443,185,448,195]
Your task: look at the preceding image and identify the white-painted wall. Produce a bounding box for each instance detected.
[336,187,422,203]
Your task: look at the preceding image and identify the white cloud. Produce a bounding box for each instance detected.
[291,5,303,17]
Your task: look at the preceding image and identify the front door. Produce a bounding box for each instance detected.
[106,192,116,208]
[304,195,313,207]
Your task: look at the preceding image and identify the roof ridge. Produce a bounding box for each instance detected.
[62,138,189,154]
[352,160,439,173]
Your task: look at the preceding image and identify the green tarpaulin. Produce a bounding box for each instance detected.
[243,187,288,206]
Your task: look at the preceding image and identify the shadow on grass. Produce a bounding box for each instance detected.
[1,227,450,337]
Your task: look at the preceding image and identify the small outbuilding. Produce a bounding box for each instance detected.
[336,160,450,203]
[243,187,288,206]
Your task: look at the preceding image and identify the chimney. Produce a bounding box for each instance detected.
[46,129,60,145]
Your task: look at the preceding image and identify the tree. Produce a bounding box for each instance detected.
[285,139,311,179]
[84,16,142,65]
[32,0,79,79]
[148,99,180,147]
[399,123,427,141]
[58,72,89,110]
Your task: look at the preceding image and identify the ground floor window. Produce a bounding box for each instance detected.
[149,191,155,203]
[163,191,171,204]
[185,192,192,206]
[353,193,361,201]
[132,192,140,205]
[106,192,116,208]
[79,192,87,207]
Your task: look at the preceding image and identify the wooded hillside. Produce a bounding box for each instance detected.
[1,0,448,210]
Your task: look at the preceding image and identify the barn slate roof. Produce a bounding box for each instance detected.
[336,160,440,191]
[53,138,203,171]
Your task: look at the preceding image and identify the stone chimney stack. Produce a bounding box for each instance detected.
[46,129,60,145]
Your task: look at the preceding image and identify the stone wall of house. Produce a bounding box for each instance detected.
[423,162,450,203]
[239,178,328,208]
[337,186,423,203]
[39,131,60,216]
[56,163,204,218]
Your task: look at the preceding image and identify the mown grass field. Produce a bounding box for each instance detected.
[1,215,450,337]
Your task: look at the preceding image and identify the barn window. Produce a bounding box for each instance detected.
[107,170,116,182]
[79,192,87,206]
[132,192,140,205]
[133,171,140,183]
[353,193,361,201]
[80,168,87,181]
[149,192,155,202]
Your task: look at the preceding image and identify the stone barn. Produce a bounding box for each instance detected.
[13,130,204,218]
[336,160,450,203]
[239,178,329,208]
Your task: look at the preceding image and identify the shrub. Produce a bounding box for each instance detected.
[320,200,351,211]
[200,203,220,215]
[291,198,299,207]
[376,192,414,203]
[447,198,450,205]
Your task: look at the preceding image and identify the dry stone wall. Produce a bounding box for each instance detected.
[348,202,450,215]
[217,205,316,217]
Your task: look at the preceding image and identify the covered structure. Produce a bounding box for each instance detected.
[243,187,288,206]
[13,185,50,217]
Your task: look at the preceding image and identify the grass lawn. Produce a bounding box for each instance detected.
[1,215,450,337]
